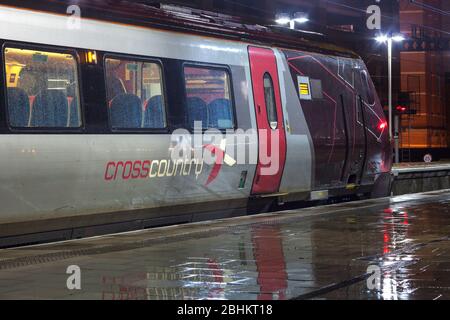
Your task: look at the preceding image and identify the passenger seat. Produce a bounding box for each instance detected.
[187,97,208,129]
[68,98,80,127]
[110,93,142,129]
[31,89,68,127]
[7,87,31,127]
[143,95,164,128]
[207,98,233,129]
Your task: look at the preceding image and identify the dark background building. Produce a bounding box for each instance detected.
[399,0,450,158]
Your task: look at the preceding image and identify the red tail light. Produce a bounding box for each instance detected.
[378,121,387,131]
[396,106,406,112]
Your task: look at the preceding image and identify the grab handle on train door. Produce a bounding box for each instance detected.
[257,105,261,114]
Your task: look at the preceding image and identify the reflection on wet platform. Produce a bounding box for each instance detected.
[1,190,450,300]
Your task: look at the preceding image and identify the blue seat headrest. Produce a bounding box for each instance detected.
[207,98,233,129]
[187,97,208,129]
[7,87,30,127]
[31,89,68,127]
[144,95,165,128]
[69,98,80,127]
[110,93,142,129]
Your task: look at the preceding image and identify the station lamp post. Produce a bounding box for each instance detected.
[275,12,309,29]
[375,33,405,164]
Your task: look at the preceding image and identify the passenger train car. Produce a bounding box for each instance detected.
[0,1,392,247]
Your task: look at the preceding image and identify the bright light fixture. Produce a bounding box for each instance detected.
[294,17,309,23]
[293,12,309,24]
[375,33,405,43]
[275,13,291,25]
[392,34,405,42]
[275,12,309,27]
[375,34,388,43]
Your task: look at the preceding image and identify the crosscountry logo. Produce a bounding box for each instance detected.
[203,139,237,186]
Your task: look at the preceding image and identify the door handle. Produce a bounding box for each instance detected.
[257,105,261,113]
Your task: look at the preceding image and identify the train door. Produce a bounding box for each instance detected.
[340,93,367,186]
[248,46,287,195]
[340,59,368,186]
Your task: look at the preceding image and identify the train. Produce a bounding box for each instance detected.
[0,1,392,247]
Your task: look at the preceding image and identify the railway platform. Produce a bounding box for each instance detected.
[392,162,450,195]
[392,161,450,174]
[1,189,450,300]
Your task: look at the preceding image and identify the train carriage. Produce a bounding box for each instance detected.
[0,1,392,247]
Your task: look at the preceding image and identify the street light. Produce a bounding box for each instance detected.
[293,12,309,24]
[376,33,405,164]
[275,13,291,25]
[275,12,309,29]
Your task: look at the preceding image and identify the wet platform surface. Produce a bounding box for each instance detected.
[1,190,450,300]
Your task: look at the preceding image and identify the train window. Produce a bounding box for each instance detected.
[338,58,354,88]
[310,79,324,100]
[184,66,234,130]
[263,73,278,130]
[105,57,166,129]
[4,47,81,128]
[361,70,375,105]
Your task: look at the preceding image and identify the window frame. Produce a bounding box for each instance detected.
[2,41,85,133]
[263,72,278,130]
[103,53,169,133]
[182,62,237,132]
